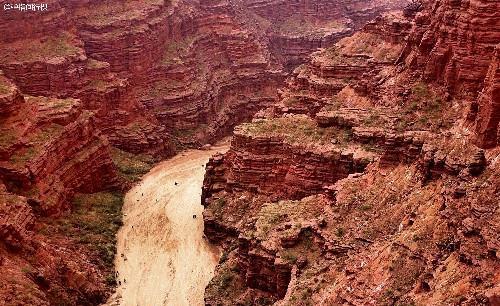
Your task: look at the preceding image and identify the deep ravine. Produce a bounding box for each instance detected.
[105,141,229,306]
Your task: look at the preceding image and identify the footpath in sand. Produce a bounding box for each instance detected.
[105,142,229,306]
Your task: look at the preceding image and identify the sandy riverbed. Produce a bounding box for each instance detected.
[104,142,229,306]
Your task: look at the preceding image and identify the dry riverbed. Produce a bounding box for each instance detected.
[105,142,229,306]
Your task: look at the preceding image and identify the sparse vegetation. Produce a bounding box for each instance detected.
[72,192,124,268]
[89,79,109,91]
[219,270,234,289]
[281,250,298,264]
[111,147,154,182]
[21,266,34,275]
[8,123,64,166]
[255,197,323,239]
[40,192,124,286]
[0,32,81,64]
[276,15,344,38]
[335,227,345,237]
[380,254,424,305]
[283,96,301,107]
[359,203,372,211]
[397,82,455,131]
[239,116,345,147]
[86,58,108,69]
[0,83,10,95]
[362,111,389,127]
[77,0,165,27]
[161,36,197,65]
[26,96,78,110]
[339,32,403,62]
[9,147,37,165]
[0,129,17,150]
[212,197,227,217]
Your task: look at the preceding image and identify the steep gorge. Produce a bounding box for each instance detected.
[0,0,409,305]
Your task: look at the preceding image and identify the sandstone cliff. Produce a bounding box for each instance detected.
[202,2,500,305]
[0,0,406,304]
[398,0,500,148]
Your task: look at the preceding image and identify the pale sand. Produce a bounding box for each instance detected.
[105,143,229,306]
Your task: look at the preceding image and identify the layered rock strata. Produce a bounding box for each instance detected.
[203,2,500,305]
[0,0,427,304]
[240,0,408,69]
[0,76,122,305]
[398,0,500,148]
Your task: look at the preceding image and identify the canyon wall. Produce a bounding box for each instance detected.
[399,0,500,148]
[203,2,500,305]
[238,0,407,69]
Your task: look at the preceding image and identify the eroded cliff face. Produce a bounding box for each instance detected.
[0,0,406,304]
[234,0,407,70]
[398,0,500,148]
[474,45,500,148]
[202,3,500,305]
[0,75,123,304]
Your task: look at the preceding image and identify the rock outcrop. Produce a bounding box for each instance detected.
[0,184,35,248]
[398,0,500,148]
[400,0,500,94]
[202,116,374,203]
[474,44,500,148]
[0,75,122,304]
[240,0,407,69]
[203,2,500,305]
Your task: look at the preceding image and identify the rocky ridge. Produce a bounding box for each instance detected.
[202,2,500,305]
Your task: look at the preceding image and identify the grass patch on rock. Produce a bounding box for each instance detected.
[0,32,81,64]
[0,83,10,95]
[396,82,456,132]
[0,129,18,150]
[40,192,124,286]
[8,123,64,167]
[255,196,324,240]
[111,147,154,182]
[238,115,343,147]
[276,15,345,38]
[71,192,124,271]
[78,0,165,27]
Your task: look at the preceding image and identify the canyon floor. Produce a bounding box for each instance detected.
[0,0,498,305]
[106,141,229,306]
